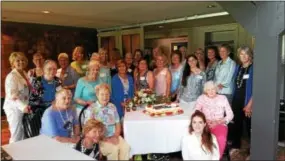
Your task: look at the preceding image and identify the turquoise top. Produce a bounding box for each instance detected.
[74,77,102,109]
[99,67,112,88]
[170,64,184,94]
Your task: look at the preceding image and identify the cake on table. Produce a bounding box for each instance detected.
[143,102,184,117]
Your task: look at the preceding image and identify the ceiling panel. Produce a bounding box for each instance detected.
[2,1,225,29]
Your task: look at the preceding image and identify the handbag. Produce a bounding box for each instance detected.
[22,108,45,138]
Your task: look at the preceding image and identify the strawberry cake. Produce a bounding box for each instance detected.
[143,103,184,117]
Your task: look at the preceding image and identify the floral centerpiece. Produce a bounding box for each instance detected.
[124,89,156,112]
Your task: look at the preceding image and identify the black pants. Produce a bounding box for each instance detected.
[229,106,251,149]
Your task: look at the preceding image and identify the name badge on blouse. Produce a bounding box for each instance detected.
[140,77,146,81]
[196,75,203,79]
[161,70,167,76]
[100,73,106,77]
[56,86,63,92]
[128,69,132,73]
[243,74,249,79]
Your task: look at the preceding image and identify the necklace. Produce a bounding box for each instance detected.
[56,106,72,131]
[236,65,250,88]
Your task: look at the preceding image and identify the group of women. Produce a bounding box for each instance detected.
[3,43,254,160]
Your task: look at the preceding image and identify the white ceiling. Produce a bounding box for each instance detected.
[1,1,225,29]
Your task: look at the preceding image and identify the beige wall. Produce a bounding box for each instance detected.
[144,23,254,59]
[98,22,254,59]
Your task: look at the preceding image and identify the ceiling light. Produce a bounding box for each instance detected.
[41,11,50,14]
[207,5,216,8]
[158,25,164,28]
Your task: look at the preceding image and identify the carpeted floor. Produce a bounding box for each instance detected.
[1,117,284,160]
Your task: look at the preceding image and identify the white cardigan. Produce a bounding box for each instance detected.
[3,69,30,112]
[181,133,219,160]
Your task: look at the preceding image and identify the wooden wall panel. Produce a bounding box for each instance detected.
[122,35,131,55]
[131,34,140,54]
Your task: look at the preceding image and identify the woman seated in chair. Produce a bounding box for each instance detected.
[75,119,106,160]
[182,110,219,160]
[194,81,233,159]
[88,83,130,160]
[40,89,80,144]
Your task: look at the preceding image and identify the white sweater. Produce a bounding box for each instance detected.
[181,133,219,160]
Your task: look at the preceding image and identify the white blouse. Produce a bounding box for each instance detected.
[181,133,219,160]
[3,69,30,112]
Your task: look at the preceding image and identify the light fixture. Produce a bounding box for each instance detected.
[158,25,164,28]
[207,5,216,8]
[41,11,50,14]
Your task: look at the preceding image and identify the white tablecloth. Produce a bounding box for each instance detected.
[2,135,93,160]
[123,103,195,155]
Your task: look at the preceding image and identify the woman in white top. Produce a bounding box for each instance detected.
[182,110,219,160]
[153,54,171,97]
[4,52,31,143]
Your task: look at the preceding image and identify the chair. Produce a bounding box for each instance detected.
[22,108,45,138]
[78,105,89,132]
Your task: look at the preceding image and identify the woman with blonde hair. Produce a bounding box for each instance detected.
[40,89,80,144]
[97,49,112,87]
[3,52,31,143]
[74,60,102,118]
[56,53,80,95]
[153,54,172,97]
[70,46,89,76]
[194,81,234,159]
[75,119,106,160]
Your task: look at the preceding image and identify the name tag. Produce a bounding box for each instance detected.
[196,75,203,79]
[64,73,68,78]
[161,70,167,76]
[128,69,132,73]
[56,86,63,92]
[100,73,106,77]
[140,77,146,81]
[243,74,249,79]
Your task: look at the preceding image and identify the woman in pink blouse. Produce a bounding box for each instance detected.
[194,81,233,159]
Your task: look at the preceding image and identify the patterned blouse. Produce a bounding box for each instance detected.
[205,60,218,81]
[178,72,206,102]
[29,76,62,110]
[194,94,234,124]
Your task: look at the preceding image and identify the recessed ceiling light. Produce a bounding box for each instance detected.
[158,25,164,28]
[41,11,50,14]
[207,5,216,8]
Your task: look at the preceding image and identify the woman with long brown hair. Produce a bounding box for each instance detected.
[182,110,219,160]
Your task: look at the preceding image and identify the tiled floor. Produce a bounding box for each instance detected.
[1,117,284,160]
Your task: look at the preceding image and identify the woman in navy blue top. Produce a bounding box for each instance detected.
[29,60,62,112]
[229,46,253,158]
[111,60,134,119]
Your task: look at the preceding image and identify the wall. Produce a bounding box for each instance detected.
[1,21,98,97]
[144,23,254,60]
[97,27,144,56]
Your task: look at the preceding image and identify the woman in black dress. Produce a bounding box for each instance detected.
[229,46,253,159]
[75,119,106,160]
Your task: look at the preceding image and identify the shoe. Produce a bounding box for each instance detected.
[229,148,239,156]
